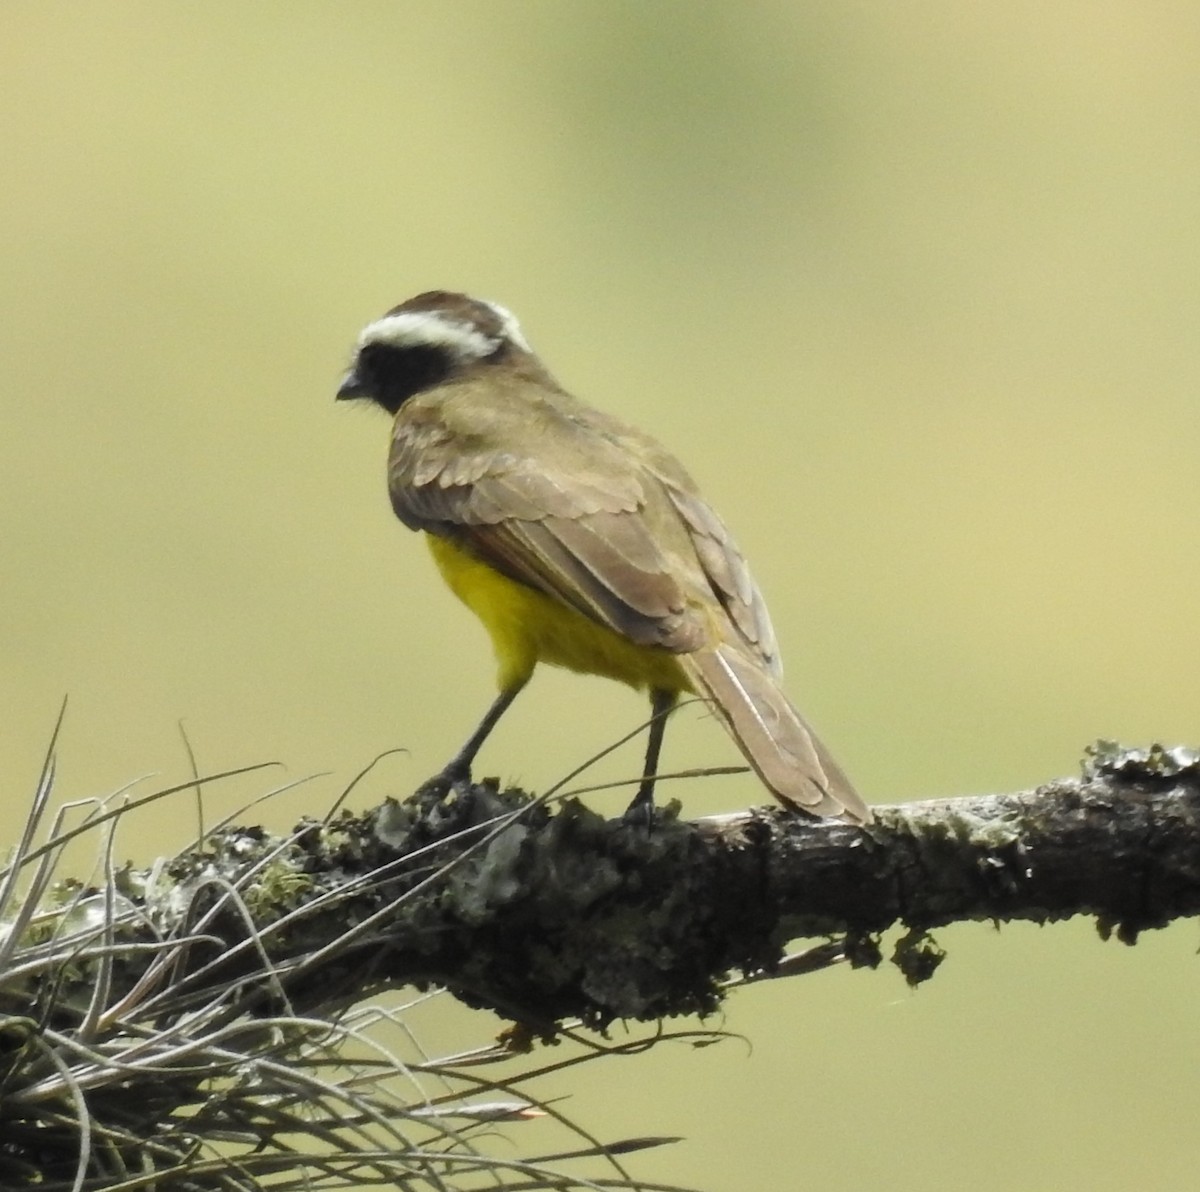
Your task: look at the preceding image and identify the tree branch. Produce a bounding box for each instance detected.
[5,742,1198,1188]
[12,743,1194,1038]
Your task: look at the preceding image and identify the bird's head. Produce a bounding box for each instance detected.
[336,290,535,415]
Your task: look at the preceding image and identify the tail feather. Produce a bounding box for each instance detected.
[681,644,871,824]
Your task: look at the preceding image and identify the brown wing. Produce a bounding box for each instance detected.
[550,398,784,673]
[662,484,781,677]
[387,377,709,652]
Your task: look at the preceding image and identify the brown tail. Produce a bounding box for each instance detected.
[681,643,871,824]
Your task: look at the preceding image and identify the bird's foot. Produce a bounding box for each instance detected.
[414,758,473,801]
[621,785,656,830]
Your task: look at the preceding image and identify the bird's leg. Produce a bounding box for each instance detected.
[622,687,677,826]
[435,680,526,791]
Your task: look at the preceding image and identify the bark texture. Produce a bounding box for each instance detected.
[9,745,1199,1033]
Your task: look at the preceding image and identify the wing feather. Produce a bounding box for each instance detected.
[387,383,706,652]
[664,486,781,677]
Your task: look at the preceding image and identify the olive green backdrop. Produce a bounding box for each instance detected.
[2,4,1198,1189]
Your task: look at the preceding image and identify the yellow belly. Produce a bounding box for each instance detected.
[426,534,692,695]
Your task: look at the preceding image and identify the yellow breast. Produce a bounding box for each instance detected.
[426,534,692,696]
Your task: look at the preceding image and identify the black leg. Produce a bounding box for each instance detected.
[438,680,527,789]
[623,687,677,825]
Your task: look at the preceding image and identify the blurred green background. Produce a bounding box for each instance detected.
[3,3,1199,1189]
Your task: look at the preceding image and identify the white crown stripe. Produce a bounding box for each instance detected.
[480,300,532,353]
[358,311,501,362]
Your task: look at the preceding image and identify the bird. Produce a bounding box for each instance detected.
[336,290,870,825]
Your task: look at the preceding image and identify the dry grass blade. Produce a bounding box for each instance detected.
[0,730,706,1192]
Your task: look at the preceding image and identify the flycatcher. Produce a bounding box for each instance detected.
[337,291,869,824]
